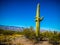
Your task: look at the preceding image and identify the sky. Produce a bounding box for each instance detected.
[0,0,60,31]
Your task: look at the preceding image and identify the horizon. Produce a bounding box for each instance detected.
[0,0,60,31]
[0,24,60,32]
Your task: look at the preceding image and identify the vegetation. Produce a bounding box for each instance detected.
[22,27,35,40]
[0,29,23,45]
[0,27,60,45]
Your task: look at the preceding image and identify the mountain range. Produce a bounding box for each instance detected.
[0,25,24,31]
[0,25,49,32]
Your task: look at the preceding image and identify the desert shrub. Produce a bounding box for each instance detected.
[22,26,36,40]
[48,31,60,45]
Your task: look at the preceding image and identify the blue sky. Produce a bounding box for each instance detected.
[0,0,60,31]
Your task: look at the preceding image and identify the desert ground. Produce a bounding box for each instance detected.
[9,35,52,45]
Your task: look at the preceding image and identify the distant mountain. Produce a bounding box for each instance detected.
[40,29,46,32]
[0,25,24,31]
[0,25,51,32]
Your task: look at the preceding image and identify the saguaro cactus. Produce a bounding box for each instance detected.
[35,3,43,38]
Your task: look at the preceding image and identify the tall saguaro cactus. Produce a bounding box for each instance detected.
[35,3,43,38]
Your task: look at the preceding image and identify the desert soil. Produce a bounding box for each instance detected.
[11,35,52,45]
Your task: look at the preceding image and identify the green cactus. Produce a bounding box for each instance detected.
[35,3,44,39]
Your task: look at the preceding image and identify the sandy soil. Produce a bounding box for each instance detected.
[11,35,52,45]
[35,41,52,45]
